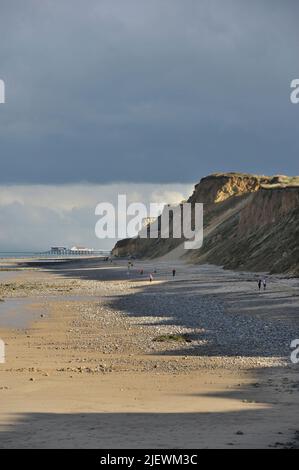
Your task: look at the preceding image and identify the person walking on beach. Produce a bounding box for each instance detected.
[263,278,267,290]
[149,273,153,282]
[172,269,176,278]
[258,279,262,291]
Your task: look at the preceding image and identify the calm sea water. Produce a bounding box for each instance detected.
[0,251,109,259]
[0,251,43,259]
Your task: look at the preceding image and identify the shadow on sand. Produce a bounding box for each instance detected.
[1,259,298,448]
[20,258,299,358]
[0,372,298,449]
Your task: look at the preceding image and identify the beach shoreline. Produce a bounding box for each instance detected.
[0,257,298,448]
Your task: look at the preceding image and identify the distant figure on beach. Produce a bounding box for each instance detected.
[149,273,153,282]
[172,269,176,277]
[258,279,262,291]
[263,278,267,290]
[140,269,144,275]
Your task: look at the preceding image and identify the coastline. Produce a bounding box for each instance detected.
[0,257,299,448]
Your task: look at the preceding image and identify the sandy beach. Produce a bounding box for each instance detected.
[0,257,299,449]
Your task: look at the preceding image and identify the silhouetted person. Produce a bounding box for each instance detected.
[172,269,176,277]
[258,279,262,291]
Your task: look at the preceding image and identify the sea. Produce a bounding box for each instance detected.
[0,251,45,259]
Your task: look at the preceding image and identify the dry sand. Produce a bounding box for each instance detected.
[0,257,298,449]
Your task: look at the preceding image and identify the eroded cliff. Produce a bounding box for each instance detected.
[112,172,299,275]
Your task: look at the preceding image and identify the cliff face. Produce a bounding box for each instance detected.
[188,173,270,204]
[112,172,299,276]
[238,187,299,235]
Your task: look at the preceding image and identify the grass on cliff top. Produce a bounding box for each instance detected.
[261,179,299,190]
[209,173,299,185]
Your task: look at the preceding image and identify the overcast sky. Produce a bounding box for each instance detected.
[0,183,192,251]
[0,0,298,185]
[0,1,298,250]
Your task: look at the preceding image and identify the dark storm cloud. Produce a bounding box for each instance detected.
[0,0,298,184]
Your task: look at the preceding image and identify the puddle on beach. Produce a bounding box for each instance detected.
[0,271,26,282]
[0,294,96,329]
[0,298,47,329]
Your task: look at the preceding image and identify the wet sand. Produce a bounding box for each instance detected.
[0,257,298,448]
